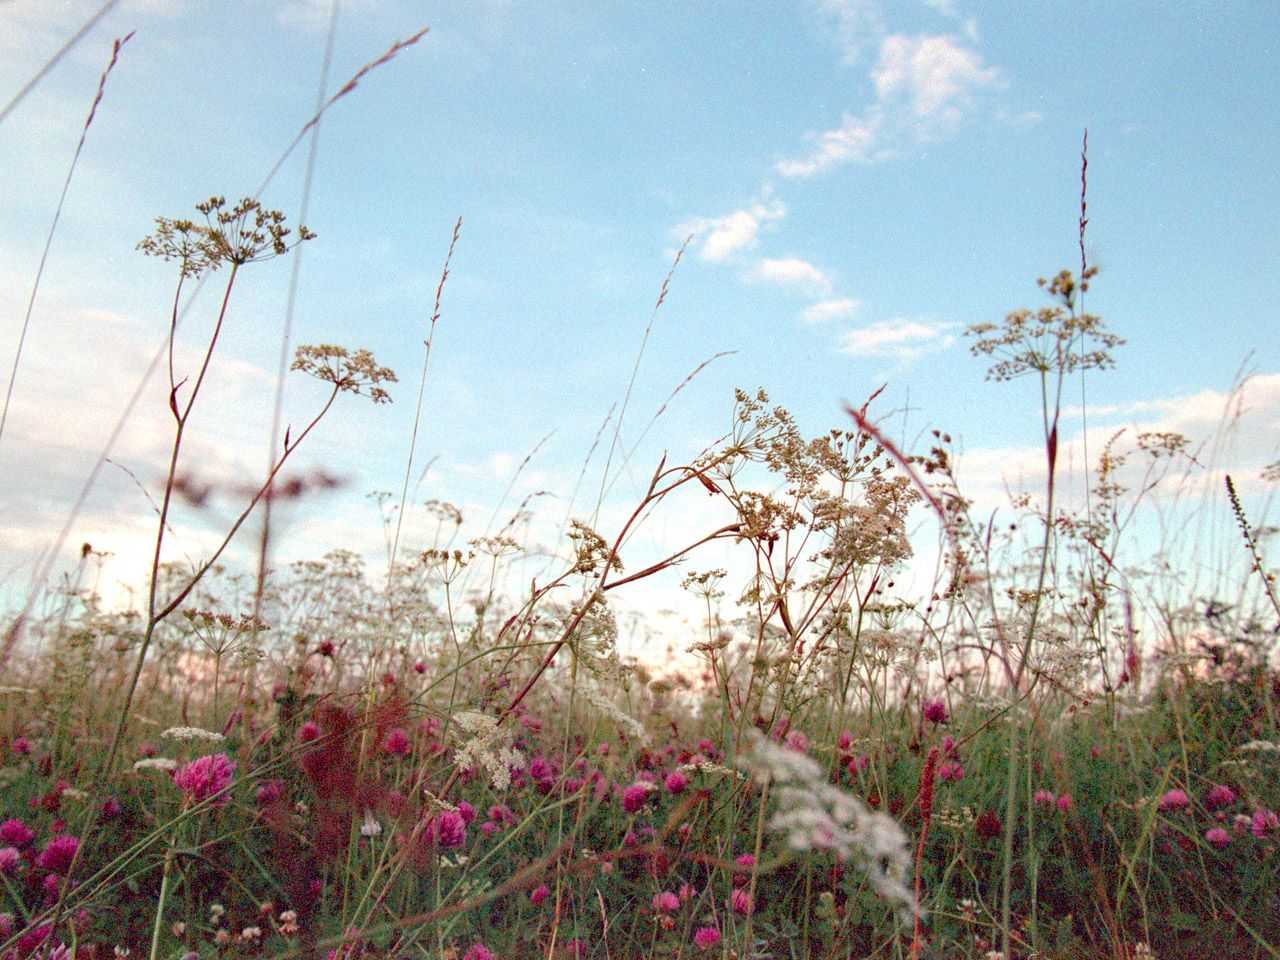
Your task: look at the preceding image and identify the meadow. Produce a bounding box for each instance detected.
[3,19,1280,960]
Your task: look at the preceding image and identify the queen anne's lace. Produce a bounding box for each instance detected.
[739,731,915,920]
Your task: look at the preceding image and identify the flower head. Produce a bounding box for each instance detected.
[1158,789,1190,813]
[36,834,78,875]
[922,699,948,724]
[430,810,467,848]
[1205,827,1231,849]
[622,783,651,814]
[693,926,721,950]
[652,891,680,913]
[1205,784,1237,810]
[383,728,411,756]
[0,819,34,847]
[173,753,236,807]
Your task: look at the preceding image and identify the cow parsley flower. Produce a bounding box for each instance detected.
[738,730,914,919]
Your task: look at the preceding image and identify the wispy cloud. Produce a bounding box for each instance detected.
[837,318,956,359]
[679,198,786,262]
[750,257,833,295]
[779,26,1001,178]
[874,33,999,124]
[801,297,861,324]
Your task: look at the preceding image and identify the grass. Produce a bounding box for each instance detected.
[2,21,1280,960]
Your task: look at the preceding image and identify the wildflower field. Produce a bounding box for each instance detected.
[2,11,1279,960]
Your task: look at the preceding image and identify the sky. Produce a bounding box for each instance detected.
[0,0,1277,651]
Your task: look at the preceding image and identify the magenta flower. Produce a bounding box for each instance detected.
[652,891,680,913]
[462,944,493,960]
[1034,789,1055,806]
[430,810,467,848]
[36,834,78,875]
[783,730,808,753]
[1205,784,1237,810]
[0,847,19,875]
[383,728,411,756]
[531,884,551,905]
[1056,793,1073,811]
[939,760,964,782]
[1252,807,1279,838]
[923,699,948,724]
[173,753,236,807]
[693,926,721,949]
[664,772,687,794]
[622,783,650,814]
[299,721,320,743]
[1205,827,1231,849]
[730,888,754,915]
[1158,789,1190,812]
[11,736,29,755]
[0,819,34,847]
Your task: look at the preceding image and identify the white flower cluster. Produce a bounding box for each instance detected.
[449,711,524,792]
[134,757,179,772]
[578,673,650,747]
[739,731,915,920]
[161,726,225,743]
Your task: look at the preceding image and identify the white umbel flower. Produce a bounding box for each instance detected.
[739,730,915,920]
[161,726,225,743]
[450,711,524,792]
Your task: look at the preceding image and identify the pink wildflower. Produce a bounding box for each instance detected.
[1252,807,1279,838]
[622,783,650,814]
[0,819,34,847]
[299,721,320,743]
[531,884,551,905]
[923,699,948,724]
[1205,827,1231,849]
[1205,784,1237,810]
[664,772,687,794]
[462,944,493,960]
[383,728,411,756]
[1034,789,1055,806]
[0,847,19,874]
[1056,793,1073,811]
[783,730,808,754]
[36,834,78,874]
[173,753,236,807]
[652,890,680,913]
[431,810,467,848]
[838,732,852,750]
[1158,789,1190,812]
[729,888,754,915]
[693,926,721,949]
[939,760,964,782]
[11,736,29,755]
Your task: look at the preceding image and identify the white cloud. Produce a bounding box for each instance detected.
[679,199,786,262]
[923,0,960,18]
[750,257,832,295]
[838,319,956,358]
[778,29,1000,178]
[816,0,886,66]
[801,297,862,324]
[776,107,891,177]
[873,33,1000,123]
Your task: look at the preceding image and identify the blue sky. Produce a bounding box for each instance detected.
[1,1,1277,634]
